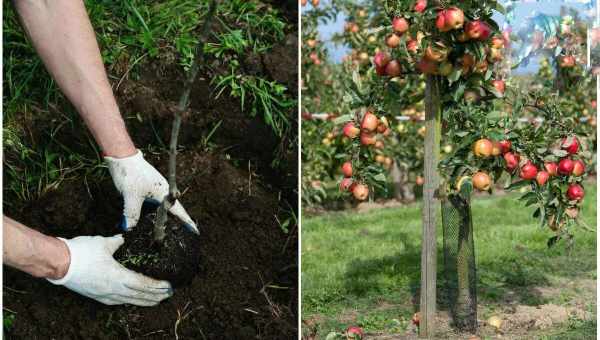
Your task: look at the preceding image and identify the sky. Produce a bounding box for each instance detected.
[307,0,595,74]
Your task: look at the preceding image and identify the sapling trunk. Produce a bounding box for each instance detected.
[154,0,218,242]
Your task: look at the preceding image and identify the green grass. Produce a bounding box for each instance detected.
[3,0,293,204]
[301,183,597,338]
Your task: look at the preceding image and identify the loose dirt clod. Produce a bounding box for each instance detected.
[115,210,202,287]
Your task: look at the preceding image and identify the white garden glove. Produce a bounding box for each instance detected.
[105,150,198,234]
[47,235,172,306]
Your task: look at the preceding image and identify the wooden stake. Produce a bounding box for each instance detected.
[419,75,441,338]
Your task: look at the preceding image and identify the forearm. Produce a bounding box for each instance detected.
[14,0,135,158]
[3,216,70,280]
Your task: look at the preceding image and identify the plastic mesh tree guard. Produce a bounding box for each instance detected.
[442,193,477,332]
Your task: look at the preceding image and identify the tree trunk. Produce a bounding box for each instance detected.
[391,162,415,202]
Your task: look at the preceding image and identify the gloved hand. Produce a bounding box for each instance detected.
[105,150,198,234]
[47,235,172,306]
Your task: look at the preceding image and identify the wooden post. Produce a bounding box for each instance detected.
[419,75,441,338]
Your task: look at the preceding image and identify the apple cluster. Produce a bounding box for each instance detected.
[468,135,587,227]
[338,112,394,201]
[373,2,507,100]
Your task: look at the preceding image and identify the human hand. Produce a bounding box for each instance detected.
[104,150,198,234]
[47,235,172,306]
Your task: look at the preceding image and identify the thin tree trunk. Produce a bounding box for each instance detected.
[154,0,218,241]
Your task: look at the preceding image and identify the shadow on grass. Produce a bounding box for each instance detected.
[342,232,592,315]
[343,232,424,312]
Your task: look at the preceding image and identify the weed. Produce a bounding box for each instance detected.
[200,120,222,152]
[120,252,160,267]
[3,309,16,332]
[3,0,295,204]
[214,63,294,137]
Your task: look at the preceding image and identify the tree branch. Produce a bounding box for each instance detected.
[154,0,219,242]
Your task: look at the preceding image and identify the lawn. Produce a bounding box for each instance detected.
[301,181,597,339]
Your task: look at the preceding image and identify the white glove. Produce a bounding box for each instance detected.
[47,235,172,306]
[105,150,198,234]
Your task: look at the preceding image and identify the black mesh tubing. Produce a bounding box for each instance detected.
[442,193,477,332]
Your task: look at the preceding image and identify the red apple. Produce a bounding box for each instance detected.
[424,45,448,62]
[340,178,353,191]
[414,0,427,13]
[504,152,520,172]
[352,184,369,201]
[498,140,511,154]
[342,162,353,177]
[544,162,558,176]
[572,160,585,176]
[566,184,584,201]
[561,136,579,154]
[406,39,419,53]
[392,17,409,34]
[361,112,379,131]
[519,162,538,180]
[360,131,377,145]
[473,138,493,157]
[491,141,502,156]
[491,80,505,94]
[347,326,364,339]
[343,122,360,139]
[385,60,402,77]
[436,10,450,32]
[536,171,549,186]
[444,7,465,30]
[558,158,574,175]
[373,51,391,68]
[465,20,491,41]
[473,171,491,191]
[386,34,401,48]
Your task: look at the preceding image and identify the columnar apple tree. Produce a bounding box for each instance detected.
[335,0,590,237]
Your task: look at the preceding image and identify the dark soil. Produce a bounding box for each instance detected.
[115,207,203,288]
[3,4,298,338]
[4,150,298,339]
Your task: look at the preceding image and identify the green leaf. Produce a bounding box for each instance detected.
[448,68,462,84]
[373,173,387,182]
[551,149,568,157]
[506,180,530,191]
[333,114,353,125]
